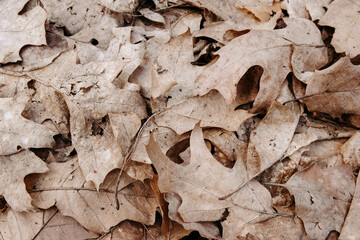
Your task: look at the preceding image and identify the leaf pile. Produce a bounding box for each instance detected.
[1,0,360,239]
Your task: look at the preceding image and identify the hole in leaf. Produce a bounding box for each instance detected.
[166,139,190,164]
[90,38,99,46]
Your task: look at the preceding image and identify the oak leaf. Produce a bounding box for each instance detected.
[319,0,360,58]
[0,0,46,63]
[0,150,48,212]
[284,164,355,239]
[0,96,55,155]
[196,18,327,111]
[30,158,158,233]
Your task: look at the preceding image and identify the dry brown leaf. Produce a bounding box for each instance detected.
[319,0,360,58]
[147,124,274,227]
[196,18,327,111]
[0,96,55,155]
[0,207,97,240]
[339,174,360,239]
[0,0,46,64]
[99,0,138,13]
[30,158,157,233]
[0,150,48,211]
[42,0,123,48]
[284,0,332,20]
[28,50,147,187]
[152,31,203,107]
[246,98,301,179]
[284,164,355,239]
[155,91,253,135]
[303,56,360,117]
[341,132,360,171]
[235,216,311,240]
[140,8,166,24]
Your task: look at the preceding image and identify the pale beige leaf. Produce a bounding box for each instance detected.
[341,132,360,171]
[99,0,138,12]
[284,164,355,239]
[339,175,360,240]
[247,100,301,178]
[319,0,360,58]
[0,0,46,63]
[236,216,311,240]
[222,180,274,239]
[303,56,360,117]
[0,96,55,155]
[155,91,253,135]
[30,158,157,233]
[42,0,122,48]
[140,8,166,24]
[171,13,202,38]
[165,192,221,239]
[28,50,147,187]
[152,31,203,107]
[1,207,97,240]
[147,124,274,225]
[235,0,281,22]
[0,150,48,211]
[284,0,332,20]
[196,18,326,111]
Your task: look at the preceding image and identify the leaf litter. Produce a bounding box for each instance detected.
[0,0,360,239]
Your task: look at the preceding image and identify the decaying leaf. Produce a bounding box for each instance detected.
[0,150,48,212]
[319,0,360,58]
[284,164,355,239]
[339,174,360,239]
[0,96,55,155]
[341,132,360,171]
[284,0,332,20]
[303,56,360,117]
[0,207,97,240]
[30,158,158,233]
[196,18,327,111]
[0,0,47,63]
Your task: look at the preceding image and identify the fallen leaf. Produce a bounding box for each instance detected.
[0,150,48,211]
[140,8,166,24]
[0,0,46,63]
[196,18,326,111]
[341,132,360,171]
[303,56,360,117]
[30,157,158,233]
[319,0,360,58]
[284,0,332,20]
[155,91,253,135]
[0,96,55,155]
[0,207,97,240]
[284,164,355,239]
[339,174,360,239]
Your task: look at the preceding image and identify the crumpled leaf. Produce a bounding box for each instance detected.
[196,18,327,111]
[28,50,147,188]
[155,91,253,135]
[339,174,360,239]
[0,96,55,155]
[319,0,360,58]
[42,0,123,48]
[0,150,48,212]
[284,164,355,239]
[0,207,97,240]
[140,8,165,24]
[30,158,158,233]
[303,56,360,118]
[0,0,46,63]
[99,0,138,13]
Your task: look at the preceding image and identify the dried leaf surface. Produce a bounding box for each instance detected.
[284,164,355,239]
[196,18,326,111]
[0,97,55,155]
[0,0,46,63]
[0,150,48,211]
[0,207,97,240]
[30,158,157,233]
[319,0,360,58]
